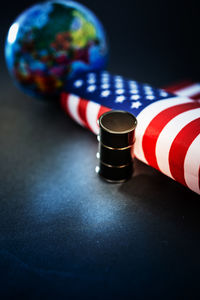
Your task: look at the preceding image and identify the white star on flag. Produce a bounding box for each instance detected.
[115,95,126,103]
[131,101,142,109]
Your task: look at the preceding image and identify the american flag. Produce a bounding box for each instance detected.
[60,71,200,195]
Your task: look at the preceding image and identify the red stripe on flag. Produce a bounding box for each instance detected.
[60,92,69,113]
[77,98,91,130]
[142,102,200,171]
[190,93,200,100]
[163,80,193,93]
[97,105,111,121]
[168,118,200,187]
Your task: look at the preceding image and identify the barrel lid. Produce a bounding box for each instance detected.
[99,110,137,134]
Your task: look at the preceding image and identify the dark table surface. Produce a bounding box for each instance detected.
[1,0,200,299]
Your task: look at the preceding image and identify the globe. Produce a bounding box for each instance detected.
[5,0,108,99]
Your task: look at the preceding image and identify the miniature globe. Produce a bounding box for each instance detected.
[5,0,108,99]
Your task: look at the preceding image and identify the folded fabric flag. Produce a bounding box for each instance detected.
[164,80,200,101]
[60,72,200,194]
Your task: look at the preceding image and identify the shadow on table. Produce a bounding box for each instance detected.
[118,158,200,229]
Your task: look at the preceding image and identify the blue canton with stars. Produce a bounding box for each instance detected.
[65,71,176,116]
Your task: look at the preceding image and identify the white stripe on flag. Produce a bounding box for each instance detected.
[67,95,84,126]
[134,97,193,163]
[86,101,100,134]
[184,134,200,194]
[155,108,200,179]
[176,83,200,97]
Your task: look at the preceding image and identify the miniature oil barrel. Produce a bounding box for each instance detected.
[96,110,137,182]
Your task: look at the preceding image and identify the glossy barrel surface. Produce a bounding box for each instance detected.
[98,142,134,166]
[97,110,137,182]
[98,110,137,148]
[97,161,133,183]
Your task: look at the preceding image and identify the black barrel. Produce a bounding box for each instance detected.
[96,110,137,182]
[98,110,137,148]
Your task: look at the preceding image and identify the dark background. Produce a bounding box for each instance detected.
[0,0,200,299]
